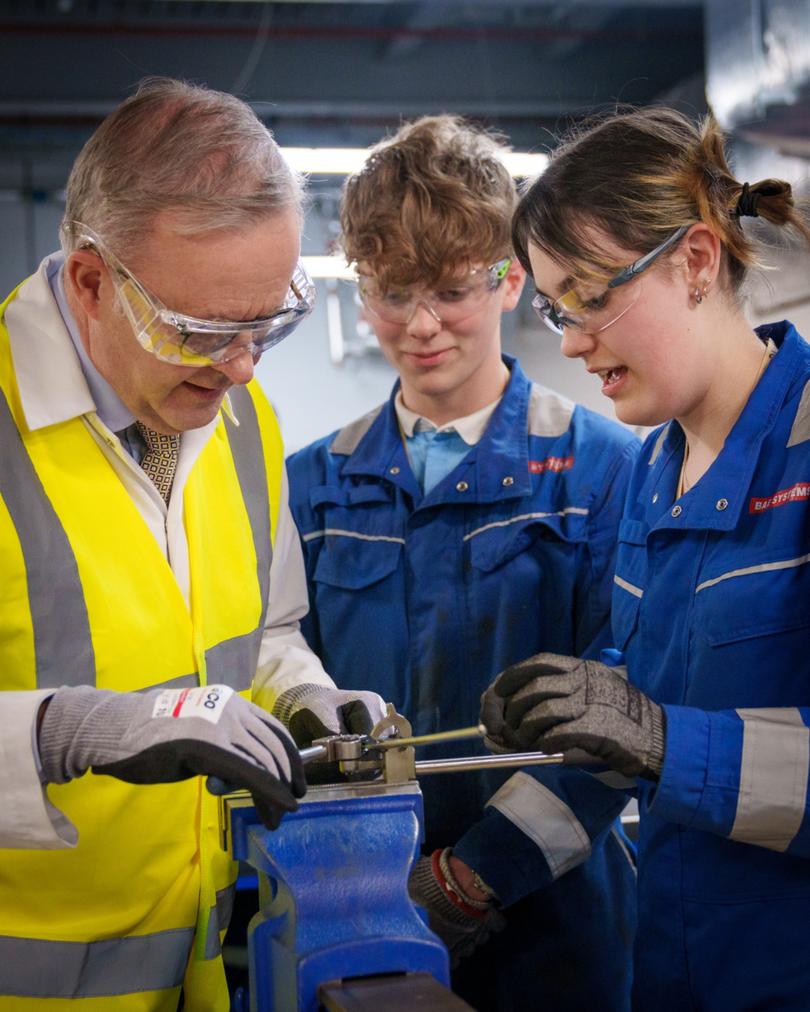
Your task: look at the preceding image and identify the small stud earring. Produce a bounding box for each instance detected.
[694,287,703,305]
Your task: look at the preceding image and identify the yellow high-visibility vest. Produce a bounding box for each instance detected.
[0,282,284,1011]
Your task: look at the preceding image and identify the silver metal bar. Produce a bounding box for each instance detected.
[299,744,329,764]
[374,725,485,750]
[414,751,565,774]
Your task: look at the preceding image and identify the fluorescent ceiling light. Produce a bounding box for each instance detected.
[502,151,551,178]
[283,147,547,177]
[301,255,356,280]
[284,148,367,174]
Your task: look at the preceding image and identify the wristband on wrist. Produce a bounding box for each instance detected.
[471,868,498,901]
[433,848,494,917]
[440,848,498,904]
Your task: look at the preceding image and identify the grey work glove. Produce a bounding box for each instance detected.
[480,653,665,780]
[408,852,505,969]
[272,682,389,746]
[39,684,306,829]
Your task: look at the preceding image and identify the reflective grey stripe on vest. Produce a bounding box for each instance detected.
[787,379,810,448]
[330,404,384,456]
[0,928,193,998]
[527,384,574,438]
[145,672,199,692]
[203,884,236,959]
[0,388,94,688]
[216,386,273,690]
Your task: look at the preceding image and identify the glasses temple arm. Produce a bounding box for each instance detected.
[607,225,690,290]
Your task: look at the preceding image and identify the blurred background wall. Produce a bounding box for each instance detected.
[1,0,809,450]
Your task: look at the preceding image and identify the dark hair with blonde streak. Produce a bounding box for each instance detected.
[341,114,516,290]
[512,106,810,293]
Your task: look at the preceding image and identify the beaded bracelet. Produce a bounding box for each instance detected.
[437,847,497,911]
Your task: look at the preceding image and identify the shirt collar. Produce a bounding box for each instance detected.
[6,251,237,433]
[49,252,136,434]
[340,355,534,504]
[394,388,503,445]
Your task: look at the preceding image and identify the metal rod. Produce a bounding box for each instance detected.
[299,744,329,764]
[414,751,565,774]
[374,724,486,750]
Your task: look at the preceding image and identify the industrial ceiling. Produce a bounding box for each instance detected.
[0,0,706,189]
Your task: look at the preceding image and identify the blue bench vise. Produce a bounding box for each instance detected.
[220,709,561,1009]
[220,706,481,1011]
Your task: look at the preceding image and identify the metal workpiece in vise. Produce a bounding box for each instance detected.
[299,705,569,784]
[220,707,567,1011]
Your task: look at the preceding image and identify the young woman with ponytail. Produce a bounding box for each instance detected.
[480,107,810,1010]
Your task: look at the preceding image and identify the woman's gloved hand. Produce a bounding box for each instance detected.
[38,684,305,829]
[480,653,665,780]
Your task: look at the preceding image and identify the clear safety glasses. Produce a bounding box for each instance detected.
[69,222,316,367]
[531,226,690,336]
[357,257,512,326]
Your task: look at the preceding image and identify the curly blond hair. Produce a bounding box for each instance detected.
[341,115,516,289]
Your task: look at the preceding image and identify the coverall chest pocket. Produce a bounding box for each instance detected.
[612,518,648,651]
[312,533,403,591]
[467,510,584,573]
[308,484,404,590]
[700,550,810,647]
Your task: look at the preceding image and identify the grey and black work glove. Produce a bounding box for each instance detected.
[39,684,305,829]
[409,850,505,969]
[272,682,389,746]
[480,653,665,780]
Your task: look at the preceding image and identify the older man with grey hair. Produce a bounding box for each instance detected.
[0,77,387,1011]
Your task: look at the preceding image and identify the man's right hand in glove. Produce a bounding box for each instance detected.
[409,848,505,968]
[38,684,305,830]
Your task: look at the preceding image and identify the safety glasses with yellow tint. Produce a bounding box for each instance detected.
[69,222,316,367]
[532,226,689,336]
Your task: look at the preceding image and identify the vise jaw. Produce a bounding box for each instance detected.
[222,777,451,1011]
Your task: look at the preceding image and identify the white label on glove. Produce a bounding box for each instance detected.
[151,685,234,724]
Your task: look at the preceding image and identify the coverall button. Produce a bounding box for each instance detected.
[652,492,659,504]
[716,498,729,511]
[456,481,469,492]
[502,476,514,486]
[671,504,682,518]
[389,466,400,475]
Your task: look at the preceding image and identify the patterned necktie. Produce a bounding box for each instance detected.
[135,422,180,504]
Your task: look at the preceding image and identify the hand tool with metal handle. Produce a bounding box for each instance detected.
[297,713,598,784]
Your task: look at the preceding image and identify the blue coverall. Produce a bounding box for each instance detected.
[613,321,810,1011]
[288,357,639,1011]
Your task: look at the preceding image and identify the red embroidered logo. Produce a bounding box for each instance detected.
[749,481,810,514]
[529,456,574,475]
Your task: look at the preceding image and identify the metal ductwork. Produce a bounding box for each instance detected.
[705,0,810,157]
[704,0,810,325]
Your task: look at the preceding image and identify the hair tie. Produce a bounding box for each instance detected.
[735,182,760,218]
